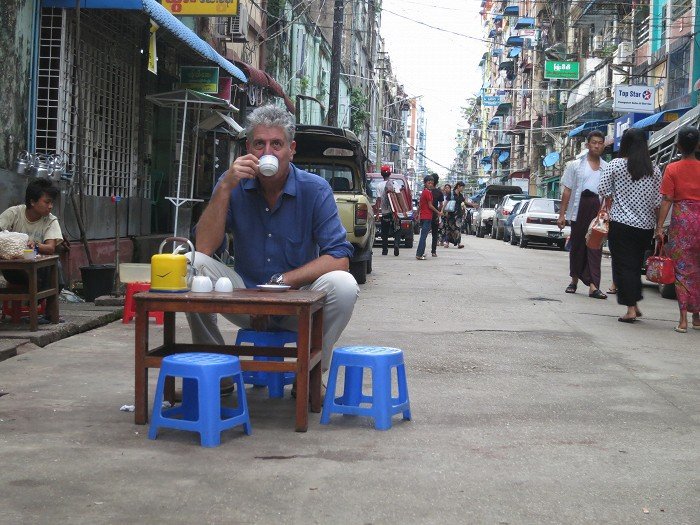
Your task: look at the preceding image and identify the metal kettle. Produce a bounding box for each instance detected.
[150,237,196,292]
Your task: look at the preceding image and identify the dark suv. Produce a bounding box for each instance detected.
[366,172,415,248]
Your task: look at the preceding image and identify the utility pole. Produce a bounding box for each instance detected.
[327,0,344,126]
[375,53,384,170]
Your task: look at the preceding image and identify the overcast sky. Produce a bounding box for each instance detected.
[380,0,485,176]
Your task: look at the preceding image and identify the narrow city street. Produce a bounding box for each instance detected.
[1,234,698,523]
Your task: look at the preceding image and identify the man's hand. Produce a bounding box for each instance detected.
[219,153,259,190]
[557,215,566,230]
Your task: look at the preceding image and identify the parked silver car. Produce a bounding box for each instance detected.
[492,193,530,240]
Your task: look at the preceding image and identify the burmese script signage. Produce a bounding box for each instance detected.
[544,60,580,80]
[161,0,239,16]
[180,66,220,93]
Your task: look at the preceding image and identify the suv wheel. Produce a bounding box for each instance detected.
[518,228,528,248]
[350,260,367,284]
[366,253,373,274]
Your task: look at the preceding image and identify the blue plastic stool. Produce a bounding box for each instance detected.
[236,329,297,398]
[321,346,411,430]
[148,353,251,447]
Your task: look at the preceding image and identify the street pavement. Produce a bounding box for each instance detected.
[1,234,698,524]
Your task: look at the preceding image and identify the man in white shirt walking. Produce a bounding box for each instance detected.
[557,130,609,299]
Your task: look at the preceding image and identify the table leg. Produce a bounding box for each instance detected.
[134,301,149,425]
[46,261,60,323]
[295,308,311,432]
[28,266,39,331]
[309,308,323,413]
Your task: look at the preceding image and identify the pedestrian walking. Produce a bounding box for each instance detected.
[599,128,662,323]
[378,164,400,256]
[444,181,466,248]
[440,184,452,247]
[430,173,444,257]
[416,175,442,260]
[655,126,700,332]
[557,130,609,299]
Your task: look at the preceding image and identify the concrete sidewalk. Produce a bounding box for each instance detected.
[1,238,698,523]
[0,300,123,362]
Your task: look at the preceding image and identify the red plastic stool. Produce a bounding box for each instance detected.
[2,299,47,324]
[122,282,163,324]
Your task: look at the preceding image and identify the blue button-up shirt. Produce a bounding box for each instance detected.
[223,163,353,288]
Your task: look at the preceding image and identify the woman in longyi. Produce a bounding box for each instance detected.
[656,126,700,333]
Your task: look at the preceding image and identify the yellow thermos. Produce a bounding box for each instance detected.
[150,237,195,292]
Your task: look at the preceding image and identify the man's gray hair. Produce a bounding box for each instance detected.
[244,105,296,143]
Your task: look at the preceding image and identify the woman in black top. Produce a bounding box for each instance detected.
[445,181,466,248]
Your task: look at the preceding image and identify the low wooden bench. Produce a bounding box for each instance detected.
[0,255,60,331]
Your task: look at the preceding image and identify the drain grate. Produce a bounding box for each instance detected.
[528,297,562,302]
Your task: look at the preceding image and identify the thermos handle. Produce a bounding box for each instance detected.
[158,237,196,268]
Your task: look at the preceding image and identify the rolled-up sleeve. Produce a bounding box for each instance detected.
[313,185,354,259]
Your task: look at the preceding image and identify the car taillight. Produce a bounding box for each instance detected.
[355,203,368,225]
[526,217,539,224]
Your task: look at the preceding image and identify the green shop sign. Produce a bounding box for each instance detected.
[180,66,220,93]
[544,61,580,80]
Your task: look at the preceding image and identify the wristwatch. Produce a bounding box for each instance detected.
[268,273,286,285]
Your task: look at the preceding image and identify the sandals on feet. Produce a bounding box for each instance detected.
[618,316,636,323]
[589,289,607,299]
[565,283,577,294]
[607,287,617,294]
[674,325,687,333]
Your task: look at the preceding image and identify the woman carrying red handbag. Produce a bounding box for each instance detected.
[599,129,662,323]
[655,126,700,333]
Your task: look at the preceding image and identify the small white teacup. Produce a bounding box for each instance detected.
[258,154,279,177]
[214,277,233,293]
[191,275,213,293]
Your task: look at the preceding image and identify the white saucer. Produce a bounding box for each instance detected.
[256,284,292,292]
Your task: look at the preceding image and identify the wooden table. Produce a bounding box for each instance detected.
[134,289,326,432]
[0,255,60,331]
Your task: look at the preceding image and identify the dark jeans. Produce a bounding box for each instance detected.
[381,215,399,254]
[608,220,654,307]
[416,219,432,257]
[431,217,439,254]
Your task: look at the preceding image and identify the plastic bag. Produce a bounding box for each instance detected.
[585,210,609,249]
[0,231,29,260]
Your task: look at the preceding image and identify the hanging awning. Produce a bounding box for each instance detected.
[498,150,510,163]
[504,5,519,16]
[498,61,514,70]
[568,119,613,137]
[492,48,504,56]
[515,17,536,29]
[510,169,530,179]
[508,47,522,58]
[631,107,691,131]
[232,60,295,113]
[488,29,498,38]
[42,0,248,83]
[505,36,524,47]
[481,156,492,165]
[495,102,512,116]
[196,111,243,136]
[542,151,560,167]
[493,14,504,21]
[489,117,502,126]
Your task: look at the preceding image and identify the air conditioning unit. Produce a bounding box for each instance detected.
[215,6,249,43]
[613,41,634,65]
[592,35,604,51]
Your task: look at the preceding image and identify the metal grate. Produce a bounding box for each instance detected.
[35,8,145,198]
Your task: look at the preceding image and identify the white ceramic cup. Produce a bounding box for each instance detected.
[258,154,279,177]
[23,249,36,260]
[214,277,233,293]
[191,275,213,293]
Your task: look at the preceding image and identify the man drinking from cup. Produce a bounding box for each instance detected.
[186,105,358,373]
